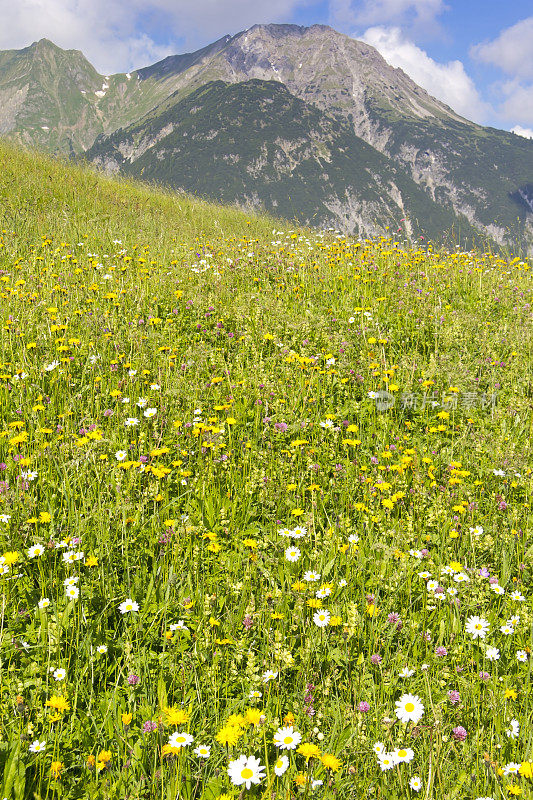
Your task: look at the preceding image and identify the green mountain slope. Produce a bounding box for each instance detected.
[0,25,532,251]
[367,109,533,247]
[84,79,483,246]
[0,37,232,155]
[0,38,103,153]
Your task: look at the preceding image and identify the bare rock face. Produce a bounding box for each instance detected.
[214,24,462,126]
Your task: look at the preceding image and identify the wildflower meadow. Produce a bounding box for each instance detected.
[0,144,532,799]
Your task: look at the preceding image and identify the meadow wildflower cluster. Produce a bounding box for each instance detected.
[0,153,531,799]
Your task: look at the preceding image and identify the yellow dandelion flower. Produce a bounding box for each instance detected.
[216,726,242,746]
[165,707,190,726]
[297,742,321,760]
[45,695,70,713]
[321,753,342,771]
[50,761,63,779]
[245,707,263,725]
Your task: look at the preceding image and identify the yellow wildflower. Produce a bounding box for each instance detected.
[165,708,190,726]
[245,707,263,725]
[297,742,321,760]
[216,726,242,746]
[50,761,63,779]
[45,695,70,713]
[321,753,342,771]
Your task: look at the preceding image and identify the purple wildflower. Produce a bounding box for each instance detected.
[452,726,467,741]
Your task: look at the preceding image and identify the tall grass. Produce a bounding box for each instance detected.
[0,142,531,800]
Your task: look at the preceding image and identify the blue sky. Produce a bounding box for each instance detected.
[0,0,532,136]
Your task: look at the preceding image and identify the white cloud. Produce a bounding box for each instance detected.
[360,26,489,123]
[470,19,533,128]
[0,0,173,72]
[0,0,308,73]
[511,125,533,140]
[471,17,533,81]
[330,0,446,36]
[499,82,533,127]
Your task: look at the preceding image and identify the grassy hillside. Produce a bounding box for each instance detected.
[0,142,532,800]
[0,141,278,248]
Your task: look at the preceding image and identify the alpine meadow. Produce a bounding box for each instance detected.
[0,24,532,800]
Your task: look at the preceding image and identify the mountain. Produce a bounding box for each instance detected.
[0,35,235,155]
[85,78,483,244]
[0,26,532,250]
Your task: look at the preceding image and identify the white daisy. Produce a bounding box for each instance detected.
[274,755,289,776]
[118,598,139,614]
[313,610,331,628]
[465,616,490,639]
[392,747,415,764]
[168,731,193,748]
[399,667,415,678]
[378,752,395,771]
[285,546,301,562]
[228,754,266,789]
[291,525,307,538]
[273,726,302,750]
[395,693,424,724]
[503,763,521,776]
[169,620,188,631]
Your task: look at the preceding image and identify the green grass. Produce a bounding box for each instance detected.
[0,141,532,800]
